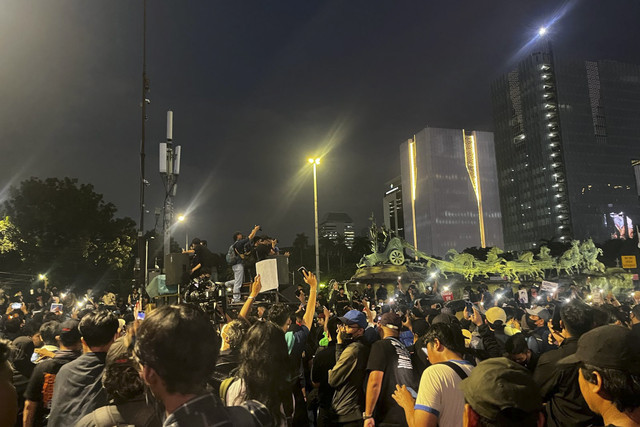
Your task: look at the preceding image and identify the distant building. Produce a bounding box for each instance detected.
[399,127,503,257]
[383,177,405,238]
[319,212,355,249]
[491,44,640,251]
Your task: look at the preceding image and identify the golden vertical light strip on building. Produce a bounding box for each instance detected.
[463,130,486,248]
[409,136,418,257]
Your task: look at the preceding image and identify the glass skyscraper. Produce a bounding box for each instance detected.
[491,46,640,251]
[399,127,503,257]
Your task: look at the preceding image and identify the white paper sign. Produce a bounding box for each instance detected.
[518,289,529,304]
[255,258,279,293]
[541,281,558,292]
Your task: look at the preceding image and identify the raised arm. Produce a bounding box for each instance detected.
[239,275,261,319]
[303,271,318,328]
[248,225,261,240]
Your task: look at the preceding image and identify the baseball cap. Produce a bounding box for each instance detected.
[460,357,543,420]
[432,313,460,326]
[526,306,550,322]
[558,325,640,374]
[59,319,81,345]
[485,307,507,325]
[380,312,402,329]
[337,310,367,329]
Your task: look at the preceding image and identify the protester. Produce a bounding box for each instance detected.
[32,321,61,364]
[268,270,318,426]
[524,306,556,354]
[75,357,162,427]
[561,325,640,427]
[328,309,370,426]
[211,318,249,394]
[224,321,291,426]
[225,225,261,303]
[48,311,119,426]
[134,304,271,426]
[0,338,17,427]
[533,299,600,426]
[364,312,417,427]
[311,316,339,427]
[393,322,473,427]
[23,319,82,427]
[504,333,538,372]
[459,357,544,427]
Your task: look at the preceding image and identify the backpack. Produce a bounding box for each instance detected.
[226,244,238,264]
[219,376,238,402]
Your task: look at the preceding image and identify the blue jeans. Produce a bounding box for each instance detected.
[225,263,244,301]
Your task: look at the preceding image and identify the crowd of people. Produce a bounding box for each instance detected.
[1,266,639,427]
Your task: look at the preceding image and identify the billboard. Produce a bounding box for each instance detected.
[604,211,634,240]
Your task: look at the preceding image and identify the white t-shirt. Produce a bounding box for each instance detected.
[414,359,474,427]
[225,378,292,427]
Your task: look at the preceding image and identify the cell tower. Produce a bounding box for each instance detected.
[159,111,181,257]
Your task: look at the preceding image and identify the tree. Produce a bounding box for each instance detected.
[292,233,309,266]
[0,216,17,253]
[319,236,335,273]
[1,177,137,292]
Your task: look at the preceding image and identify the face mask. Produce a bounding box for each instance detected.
[525,317,538,330]
[339,329,359,344]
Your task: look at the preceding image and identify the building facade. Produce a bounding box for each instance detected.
[491,46,640,251]
[319,212,355,249]
[399,127,503,257]
[383,177,405,238]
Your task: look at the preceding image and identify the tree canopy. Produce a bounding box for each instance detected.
[1,177,136,292]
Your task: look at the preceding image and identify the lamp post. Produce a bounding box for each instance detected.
[308,158,321,282]
[177,214,187,250]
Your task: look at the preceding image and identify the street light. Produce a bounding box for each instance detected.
[177,214,188,250]
[538,26,547,37]
[308,158,321,281]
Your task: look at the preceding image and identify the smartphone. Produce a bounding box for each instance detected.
[50,303,63,313]
[137,312,146,320]
[464,301,474,313]
[297,266,309,278]
[11,302,21,310]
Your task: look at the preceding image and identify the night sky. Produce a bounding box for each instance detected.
[1,1,639,252]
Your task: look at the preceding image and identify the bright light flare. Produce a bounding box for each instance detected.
[538,26,547,36]
[38,274,46,280]
[177,214,186,222]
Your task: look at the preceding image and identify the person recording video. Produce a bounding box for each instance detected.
[225,225,260,303]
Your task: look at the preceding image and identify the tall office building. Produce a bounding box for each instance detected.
[399,127,503,257]
[383,177,405,238]
[319,212,355,249]
[491,45,640,251]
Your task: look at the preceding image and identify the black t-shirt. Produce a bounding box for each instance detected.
[192,245,214,276]
[366,337,418,426]
[331,294,350,314]
[24,350,81,426]
[311,343,337,411]
[376,287,388,301]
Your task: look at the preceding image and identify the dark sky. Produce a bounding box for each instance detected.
[1,1,639,252]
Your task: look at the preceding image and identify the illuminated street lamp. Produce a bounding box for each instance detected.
[38,273,48,290]
[538,26,547,37]
[308,158,321,281]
